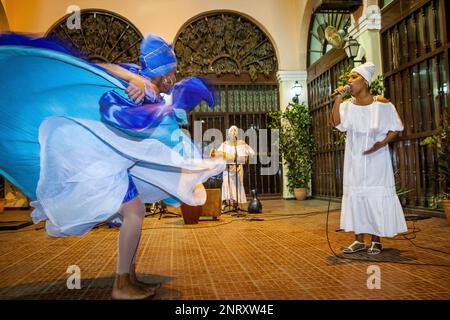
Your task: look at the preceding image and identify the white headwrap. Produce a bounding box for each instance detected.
[351,62,376,86]
[227,125,239,139]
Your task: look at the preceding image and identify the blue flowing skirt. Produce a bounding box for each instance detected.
[0,34,225,237]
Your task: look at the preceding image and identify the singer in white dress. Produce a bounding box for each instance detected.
[211,125,255,205]
[331,62,407,255]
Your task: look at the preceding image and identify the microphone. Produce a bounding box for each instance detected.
[331,84,351,97]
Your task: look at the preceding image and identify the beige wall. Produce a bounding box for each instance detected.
[4,0,311,70]
[0,0,9,30]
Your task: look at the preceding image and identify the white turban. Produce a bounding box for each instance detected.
[227,125,239,139]
[351,62,376,86]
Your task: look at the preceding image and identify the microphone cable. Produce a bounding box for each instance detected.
[325,194,450,268]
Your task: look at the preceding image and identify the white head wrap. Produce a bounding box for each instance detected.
[351,62,376,86]
[227,125,239,139]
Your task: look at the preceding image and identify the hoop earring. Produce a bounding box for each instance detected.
[163,77,173,86]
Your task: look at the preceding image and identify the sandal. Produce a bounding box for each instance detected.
[367,242,382,255]
[342,241,366,254]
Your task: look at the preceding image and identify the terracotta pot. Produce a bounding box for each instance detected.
[181,204,202,224]
[294,188,307,201]
[0,199,4,213]
[442,200,450,224]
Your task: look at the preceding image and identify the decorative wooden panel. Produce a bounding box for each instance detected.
[308,48,354,198]
[46,9,143,64]
[381,0,450,212]
[174,12,277,82]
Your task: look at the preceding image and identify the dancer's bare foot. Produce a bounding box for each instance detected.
[130,265,161,294]
[111,273,155,300]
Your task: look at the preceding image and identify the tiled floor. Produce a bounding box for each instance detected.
[0,199,449,300]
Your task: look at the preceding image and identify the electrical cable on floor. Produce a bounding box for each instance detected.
[0,209,328,234]
[400,221,450,255]
[325,195,450,268]
[140,211,326,230]
[4,202,450,262]
[0,224,45,234]
[138,209,333,230]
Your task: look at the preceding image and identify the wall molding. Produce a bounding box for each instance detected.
[276,70,307,82]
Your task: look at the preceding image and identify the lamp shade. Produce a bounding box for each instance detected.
[345,36,360,59]
[291,81,302,98]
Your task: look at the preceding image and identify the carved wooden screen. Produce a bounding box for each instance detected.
[174,12,277,82]
[174,12,281,196]
[381,0,450,214]
[308,49,354,199]
[46,9,143,64]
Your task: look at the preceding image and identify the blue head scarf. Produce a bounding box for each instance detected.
[139,33,177,77]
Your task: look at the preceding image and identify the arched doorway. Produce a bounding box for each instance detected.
[174,11,282,196]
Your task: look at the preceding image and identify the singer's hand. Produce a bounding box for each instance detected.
[334,94,343,102]
[334,86,346,97]
[363,141,386,155]
[210,148,217,157]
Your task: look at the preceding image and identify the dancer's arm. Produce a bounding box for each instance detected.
[98,63,157,103]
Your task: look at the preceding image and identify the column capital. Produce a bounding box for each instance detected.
[349,5,382,38]
[276,70,307,83]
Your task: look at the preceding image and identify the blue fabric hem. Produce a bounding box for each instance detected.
[123,173,139,203]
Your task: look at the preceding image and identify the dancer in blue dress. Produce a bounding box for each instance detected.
[0,32,225,299]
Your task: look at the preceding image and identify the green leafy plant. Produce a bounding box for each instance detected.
[370,75,385,96]
[420,121,450,207]
[393,169,414,198]
[336,65,353,100]
[268,102,315,193]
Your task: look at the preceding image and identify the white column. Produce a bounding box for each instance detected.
[276,70,308,199]
[349,3,383,76]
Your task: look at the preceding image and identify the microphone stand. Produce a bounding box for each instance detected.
[222,161,233,212]
[145,201,181,219]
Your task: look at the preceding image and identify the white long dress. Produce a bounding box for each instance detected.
[336,98,407,237]
[218,141,255,203]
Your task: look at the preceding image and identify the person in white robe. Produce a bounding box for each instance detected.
[211,125,255,208]
[331,62,407,255]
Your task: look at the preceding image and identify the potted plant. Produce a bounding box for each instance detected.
[420,121,450,222]
[268,102,315,200]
